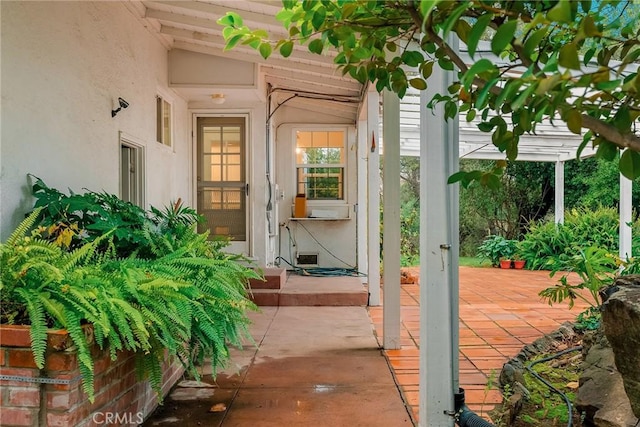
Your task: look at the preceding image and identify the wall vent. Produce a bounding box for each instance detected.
[296,252,319,266]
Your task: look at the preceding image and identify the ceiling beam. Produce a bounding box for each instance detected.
[172,40,346,78]
[263,67,361,91]
[265,75,361,97]
[161,26,337,66]
[147,1,283,29]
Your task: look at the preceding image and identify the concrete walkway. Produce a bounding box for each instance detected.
[144,307,413,426]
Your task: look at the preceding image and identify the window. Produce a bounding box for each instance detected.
[296,130,345,200]
[156,95,172,147]
[120,134,145,207]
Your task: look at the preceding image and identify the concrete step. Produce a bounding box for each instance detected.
[248,268,286,290]
[248,274,368,307]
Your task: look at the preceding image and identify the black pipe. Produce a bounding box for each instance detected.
[458,408,495,427]
[455,388,495,427]
[525,346,582,427]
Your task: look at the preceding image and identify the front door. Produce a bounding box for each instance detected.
[196,116,248,254]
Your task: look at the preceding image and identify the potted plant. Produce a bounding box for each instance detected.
[499,257,513,269]
[513,255,526,269]
[478,235,518,268]
[512,241,526,269]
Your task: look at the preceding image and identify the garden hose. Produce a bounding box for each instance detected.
[525,346,583,427]
[274,256,366,277]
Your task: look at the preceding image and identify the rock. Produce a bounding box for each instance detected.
[602,276,640,419]
[576,328,638,427]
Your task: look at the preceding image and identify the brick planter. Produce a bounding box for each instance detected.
[0,325,184,426]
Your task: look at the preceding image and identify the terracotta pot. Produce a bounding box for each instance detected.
[499,259,512,269]
[513,260,526,269]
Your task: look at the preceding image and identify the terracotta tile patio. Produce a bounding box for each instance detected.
[369,266,589,424]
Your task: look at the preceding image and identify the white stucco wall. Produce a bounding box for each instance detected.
[0,1,191,238]
[274,105,358,269]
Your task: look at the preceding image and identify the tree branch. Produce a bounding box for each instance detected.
[581,115,640,152]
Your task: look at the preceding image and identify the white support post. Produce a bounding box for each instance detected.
[382,89,401,349]
[555,161,565,225]
[357,115,368,284]
[620,171,633,260]
[367,91,381,306]
[419,63,457,425]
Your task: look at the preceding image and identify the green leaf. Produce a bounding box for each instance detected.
[279,41,294,58]
[547,0,572,23]
[441,2,470,40]
[420,61,434,79]
[559,44,581,70]
[352,47,371,60]
[523,28,547,59]
[475,78,499,109]
[461,58,496,90]
[217,12,243,28]
[409,78,427,90]
[312,6,326,30]
[595,140,618,161]
[438,57,454,71]
[467,13,492,58]
[420,0,442,18]
[565,109,582,134]
[595,79,622,91]
[258,42,272,59]
[619,149,640,179]
[491,20,517,55]
[466,109,476,122]
[447,171,468,185]
[308,39,324,54]
[581,15,600,37]
[477,122,494,132]
[225,34,244,51]
[402,51,424,67]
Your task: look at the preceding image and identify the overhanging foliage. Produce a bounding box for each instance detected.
[219,0,640,180]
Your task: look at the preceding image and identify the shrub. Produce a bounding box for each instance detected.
[518,206,638,271]
[477,235,517,267]
[1,181,260,401]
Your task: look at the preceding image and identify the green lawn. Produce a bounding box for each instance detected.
[402,256,492,268]
[459,256,492,268]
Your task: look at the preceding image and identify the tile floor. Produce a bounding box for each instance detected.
[369,266,588,424]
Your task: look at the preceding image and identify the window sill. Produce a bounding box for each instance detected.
[289,216,351,221]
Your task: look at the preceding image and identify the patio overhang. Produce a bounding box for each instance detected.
[129,1,365,121]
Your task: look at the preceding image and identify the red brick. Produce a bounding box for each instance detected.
[0,348,5,366]
[8,387,40,407]
[47,411,76,427]
[93,353,112,375]
[47,389,80,410]
[0,367,39,387]
[7,349,38,369]
[0,325,32,347]
[45,351,77,371]
[0,407,35,426]
[45,372,80,391]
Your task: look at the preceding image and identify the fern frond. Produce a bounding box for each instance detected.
[14,288,47,368]
[4,208,43,247]
[63,310,95,401]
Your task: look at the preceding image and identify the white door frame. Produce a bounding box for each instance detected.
[192,112,251,256]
